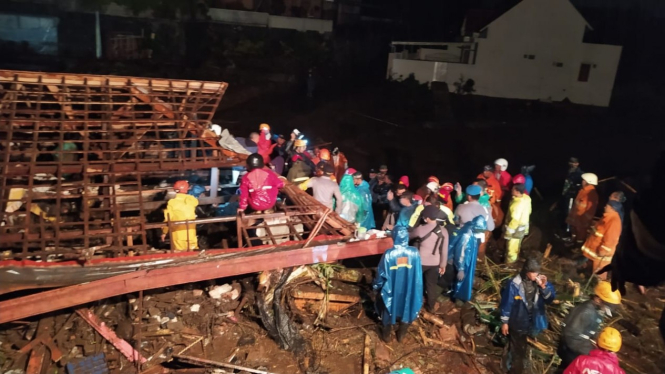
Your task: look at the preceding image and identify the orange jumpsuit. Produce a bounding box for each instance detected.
[567,185,599,242]
[332,152,348,185]
[478,173,504,227]
[581,209,621,279]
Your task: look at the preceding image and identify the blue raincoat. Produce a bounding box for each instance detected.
[395,204,417,229]
[373,227,423,325]
[450,215,487,302]
[500,274,556,335]
[525,175,533,195]
[356,180,375,230]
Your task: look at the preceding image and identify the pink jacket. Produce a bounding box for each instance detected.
[239,169,284,211]
[563,349,625,374]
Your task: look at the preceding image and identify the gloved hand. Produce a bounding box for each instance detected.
[457,271,465,281]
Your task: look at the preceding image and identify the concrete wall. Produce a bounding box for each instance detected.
[386,0,623,107]
[268,15,332,33]
[208,8,269,26]
[390,59,437,83]
[417,45,467,62]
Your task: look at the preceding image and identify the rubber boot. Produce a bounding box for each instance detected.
[396,322,410,342]
[381,324,392,343]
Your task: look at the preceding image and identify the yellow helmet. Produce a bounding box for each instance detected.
[597,327,622,352]
[294,139,307,148]
[259,123,270,132]
[594,281,621,305]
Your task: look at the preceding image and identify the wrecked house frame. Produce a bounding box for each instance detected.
[0,70,392,322]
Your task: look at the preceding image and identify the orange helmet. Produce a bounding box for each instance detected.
[319,148,331,161]
[173,180,189,193]
[259,123,270,132]
[428,176,440,185]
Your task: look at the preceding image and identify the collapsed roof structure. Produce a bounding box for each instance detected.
[0,70,391,323]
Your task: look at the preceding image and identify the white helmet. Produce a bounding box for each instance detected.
[426,181,439,193]
[211,124,222,137]
[581,173,598,186]
[494,158,508,171]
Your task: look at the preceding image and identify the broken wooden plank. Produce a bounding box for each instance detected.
[173,354,277,374]
[290,289,361,303]
[76,308,147,364]
[293,299,357,313]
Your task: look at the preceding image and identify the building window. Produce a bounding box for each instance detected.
[578,63,591,82]
[523,54,535,60]
[553,62,563,67]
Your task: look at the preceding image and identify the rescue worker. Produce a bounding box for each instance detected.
[558,281,622,368]
[563,327,625,374]
[284,129,302,157]
[373,226,423,343]
[567,173,599,244]
[558,157,584,231]
[384,182,408,230]
[416,176,439,200]
[269,134,288,175]
[331,147,348,184]
[495,158,512,195]
[504,184,532,264]
[300,163,342,213]
[287,139,315,182]
[581,201,622,279]
[478,165,504,226]
[454,184,495,234]
[339,174,364,223]
[239,153,284,213]
[410,194,454,228]
[521,165,535,195]
[450,215,487,303]
[609,191,626,221]
[398,175,410,189]
[257,123,272,164]
[500,259,556,374]
[162,180,199,251]
[438,183,455,212]
[354,171,375,230]
[410,205,449,312]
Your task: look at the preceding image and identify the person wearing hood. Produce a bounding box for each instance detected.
[239,153,285,213]
[353,171,375,230]
[409,205,449,312]
[394,191,417,229]
[558,281,622,369]
[373,226,424,343]
[269,134,288,175]
[504,184,533,264]
[567,173,599,244]
[521,165,535,195]
[500,258,556,374]
[581,201,622,280]
[438,183,455,212]
[339,173,365,223]
[563,327,625,374]
[162,180,199,251]
[450,215,487,303]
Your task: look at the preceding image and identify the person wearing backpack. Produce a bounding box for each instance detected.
[409,205,449,313]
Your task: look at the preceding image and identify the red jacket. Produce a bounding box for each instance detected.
[496,170,512,193]
[563,349,625,374]
[239,168,284,211]
[257,130,272,164]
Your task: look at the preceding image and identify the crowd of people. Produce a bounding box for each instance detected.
[165,123,629,374]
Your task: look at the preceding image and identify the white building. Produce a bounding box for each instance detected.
[386,0,623,107]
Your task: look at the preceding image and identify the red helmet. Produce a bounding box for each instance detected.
[346,167,357,175]
[441,182,454,191]
[173,180,189,193]
[427,176,440,185]
[512,174,526,185]
[319,148,331,161]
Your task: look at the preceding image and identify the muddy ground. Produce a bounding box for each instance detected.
[2,82,664,374]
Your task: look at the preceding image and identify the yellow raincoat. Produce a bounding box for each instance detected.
[163,193,199,251]
[503,194,532,263]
